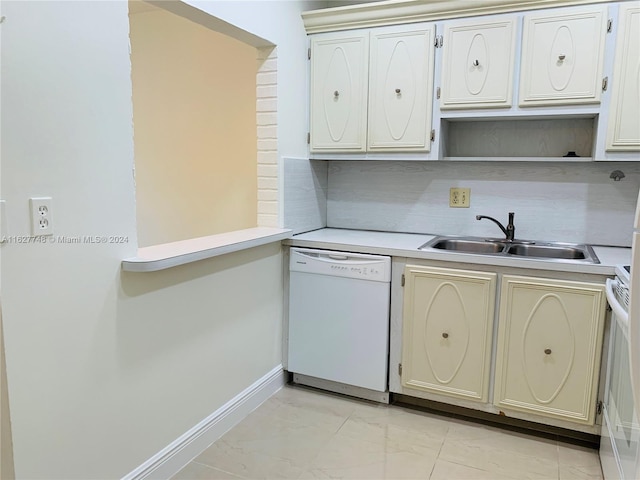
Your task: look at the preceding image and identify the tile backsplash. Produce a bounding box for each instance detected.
[282,157,328,235]
[326,161,640,247]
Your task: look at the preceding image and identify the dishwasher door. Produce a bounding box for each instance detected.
[288,248,391,392]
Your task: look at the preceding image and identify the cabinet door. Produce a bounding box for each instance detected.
[494,276,606,425]
[310,31,369,152]
[519,6,607,107]
[367,24,435,151]
[401,266,496,402]
[441,18,516,109]
[606,4,640,151]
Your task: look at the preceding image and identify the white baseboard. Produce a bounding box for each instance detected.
[122,365,286,480]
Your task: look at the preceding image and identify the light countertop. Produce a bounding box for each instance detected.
[284,228,631,275]
[122,227,292,272]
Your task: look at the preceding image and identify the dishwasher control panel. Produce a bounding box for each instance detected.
[290,248,391,282]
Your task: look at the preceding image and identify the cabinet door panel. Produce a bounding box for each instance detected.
[520,293,575,404]
[310,32,369,152]
[519,6,607,106]
[368,24,435,151]
[402,266,496,402]
[441,19,516,109]
[606,4,640,151]
[494,276,606,425]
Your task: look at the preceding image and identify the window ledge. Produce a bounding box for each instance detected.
[122,227,292,272]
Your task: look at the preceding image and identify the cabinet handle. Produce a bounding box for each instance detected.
[395,88,401,94]
[544,348,552,355]
[472,59,479,67]
[334,90,339,98]
[558,54,566,61]
[442,332,449,339]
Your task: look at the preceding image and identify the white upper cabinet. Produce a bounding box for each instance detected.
[305,1,638,161]
[606,3,640,151]
[310,31,369,152]
[368,24,435,151]
[310,24,435,154]
[440,18,516,109]
[519,6,608,107]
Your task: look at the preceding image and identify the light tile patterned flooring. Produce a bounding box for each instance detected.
[172,385,603,480]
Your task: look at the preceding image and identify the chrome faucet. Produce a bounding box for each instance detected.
[476,212,515,241]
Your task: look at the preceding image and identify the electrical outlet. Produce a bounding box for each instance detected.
[30,197,54,236]
[450,188,470,208]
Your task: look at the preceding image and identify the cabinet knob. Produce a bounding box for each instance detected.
[442,332,449,339]
[544,348,552,355]
[334,90,339,98]
[472,59,480,67]
[558,54,566,61]
[395,88,401,94]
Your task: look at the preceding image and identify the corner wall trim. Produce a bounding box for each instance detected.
[121,365,286,480]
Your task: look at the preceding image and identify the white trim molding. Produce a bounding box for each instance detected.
[302,0,612,33]
[121,365,286,480]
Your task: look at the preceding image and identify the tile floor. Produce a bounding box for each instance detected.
[172,385,603,480]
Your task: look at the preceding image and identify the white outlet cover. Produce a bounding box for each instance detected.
[29,197,53,236]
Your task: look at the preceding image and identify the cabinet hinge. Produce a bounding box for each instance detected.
[308,47,311,60]
[430,129,436,142]
[434,35,443,48]
[607,18,613,33]
[596,400,603,416]
[606,303,612,312]
[436,87,441,99]
[401,274,405,286]
[398,363,403,376]
[307,132,310,144]
[602,76,608,92]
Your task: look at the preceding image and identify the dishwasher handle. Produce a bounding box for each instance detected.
[290,248,391,282]
[293,249,388,266]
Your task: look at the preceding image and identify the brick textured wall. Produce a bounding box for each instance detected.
[256,47,278,228]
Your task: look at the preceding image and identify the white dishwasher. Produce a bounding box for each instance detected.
[288,248,391,400]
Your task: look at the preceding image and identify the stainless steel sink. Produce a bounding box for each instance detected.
[507,243,586,260]
[419,236,599,264]
[429,238,507,254]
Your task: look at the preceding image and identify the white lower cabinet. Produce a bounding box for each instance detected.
[401,265,496,402]
[397,266,608,430]
[494,275,607,425]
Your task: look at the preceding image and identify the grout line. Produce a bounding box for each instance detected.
[189,461,250,480]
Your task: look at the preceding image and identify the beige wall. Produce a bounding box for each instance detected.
[0,0,320,477]
[130,8,258,247]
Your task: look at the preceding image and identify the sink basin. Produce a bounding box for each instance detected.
[419,236,599,264]
[429,238,507,254]
[506,243,597,262]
